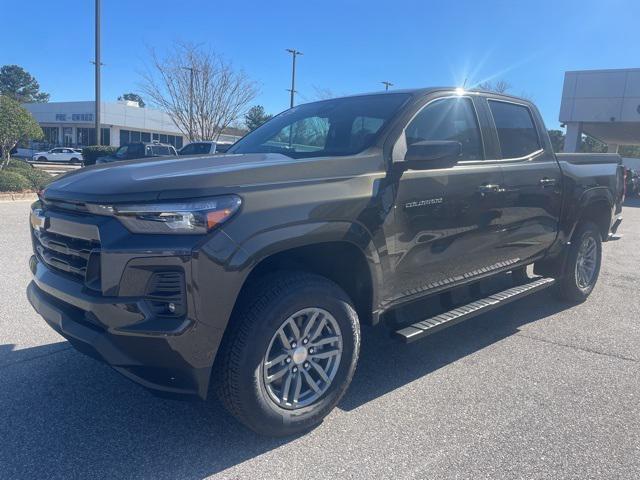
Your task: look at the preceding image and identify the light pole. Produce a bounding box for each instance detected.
[286,49,303,108]
[93,0,102,145]
[381,81,393,91]
[181,67,197,141]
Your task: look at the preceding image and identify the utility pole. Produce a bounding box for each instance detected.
[286,49,303,108]
[181,67,197,141]
[381,81,393,91]
[93,0,102,145]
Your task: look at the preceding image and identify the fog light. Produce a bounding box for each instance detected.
[168,302,176,313]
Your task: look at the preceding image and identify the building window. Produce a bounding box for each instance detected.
[76,127,91,146]
[55,114,67,121]
[141,132,151,142]
[130,130,141,142]
[42,127,59,146]
[159,134,168,143]
[101,128,110,146]
[120,129,130,145]
[167,135,176,146]
[176,136,183,149]
[152,133,159,141]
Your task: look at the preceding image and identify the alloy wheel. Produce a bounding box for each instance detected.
[262,308,343,409]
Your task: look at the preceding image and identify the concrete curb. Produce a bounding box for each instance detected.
[0,192,38,202]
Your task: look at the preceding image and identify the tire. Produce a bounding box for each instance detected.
[554,222,602,302]
[70,158,80,164]
[38,156,47,162]
[213,271,360,437]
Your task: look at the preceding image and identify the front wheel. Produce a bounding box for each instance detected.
[214,272,360,436]
[555,222,602,302]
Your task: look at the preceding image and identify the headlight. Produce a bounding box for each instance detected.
[86,195,241,234]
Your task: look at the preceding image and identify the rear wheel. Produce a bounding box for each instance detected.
[70,157,81,164]
[38,156,47,162]
[214,272,360,436]
[555,222,602,302]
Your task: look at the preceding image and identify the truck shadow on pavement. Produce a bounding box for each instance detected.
[0,290,569,479]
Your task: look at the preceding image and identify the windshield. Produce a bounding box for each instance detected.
[115,146,128,159]
[229,93,411,158]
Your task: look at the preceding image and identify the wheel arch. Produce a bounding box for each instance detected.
[227,222,382,326]
[573,188,614,241]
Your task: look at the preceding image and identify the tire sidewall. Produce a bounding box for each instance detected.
[565,223,602,300]
[235,280,359,435]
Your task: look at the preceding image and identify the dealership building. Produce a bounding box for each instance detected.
[23,100,242,150]
[560,68,640,169]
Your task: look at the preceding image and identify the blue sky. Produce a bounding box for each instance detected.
[2,0,638,129]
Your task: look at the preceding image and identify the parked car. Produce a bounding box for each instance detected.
[27,88,624,436]
[96,142,178,164]
[32,147,83,164]
[178,141,233,156]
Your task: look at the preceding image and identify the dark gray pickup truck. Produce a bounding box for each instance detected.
[27,88,624,436]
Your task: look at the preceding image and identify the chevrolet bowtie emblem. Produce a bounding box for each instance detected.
[30,209,47,231]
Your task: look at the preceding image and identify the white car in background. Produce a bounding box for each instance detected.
[32,148,83,164]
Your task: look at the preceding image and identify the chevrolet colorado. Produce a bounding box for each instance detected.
[27,88,624,436]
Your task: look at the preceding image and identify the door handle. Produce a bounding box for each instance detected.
[539,177,556,187]
[477,184,505,194]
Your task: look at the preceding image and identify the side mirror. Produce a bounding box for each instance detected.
[399,140,462,172]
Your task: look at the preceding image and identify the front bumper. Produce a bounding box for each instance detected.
[27,259,219,398]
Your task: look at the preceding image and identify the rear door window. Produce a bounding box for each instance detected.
[488,100,540,158]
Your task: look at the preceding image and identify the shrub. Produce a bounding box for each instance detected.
[6,158,33,172]
[82,145,117,165]
[0,170,30,192]
[12,167,52,190]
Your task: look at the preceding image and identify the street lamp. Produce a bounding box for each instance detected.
[286,49,303,108]
[381,81,393,91]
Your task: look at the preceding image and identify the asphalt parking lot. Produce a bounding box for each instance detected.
[1,199,639,480]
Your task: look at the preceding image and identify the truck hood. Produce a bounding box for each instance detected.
[42,152,383,204]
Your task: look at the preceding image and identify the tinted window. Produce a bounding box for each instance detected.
[151,146,172,156]
[230,93,411,159]
[488,100,540,158]
[180,143,212,155]
[405,97,483,161]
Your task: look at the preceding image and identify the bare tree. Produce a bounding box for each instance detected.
[477,80,511,93]
[312,86,335,101]
[141,43,258,142]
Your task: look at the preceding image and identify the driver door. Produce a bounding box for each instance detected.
[384,95,510,303]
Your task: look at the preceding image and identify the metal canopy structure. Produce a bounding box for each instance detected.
[560,68,640,153]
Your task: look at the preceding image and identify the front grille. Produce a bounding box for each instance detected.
[33,229,100,283]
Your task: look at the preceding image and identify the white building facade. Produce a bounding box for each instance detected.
[560,68,640,156]
[24,100,188,149]
[23,101,245,151]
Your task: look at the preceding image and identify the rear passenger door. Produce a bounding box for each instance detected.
[484,98,562,263]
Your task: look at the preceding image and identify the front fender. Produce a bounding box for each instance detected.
[227,221,383,315]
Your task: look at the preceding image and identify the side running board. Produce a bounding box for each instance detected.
[394,277,556,343]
